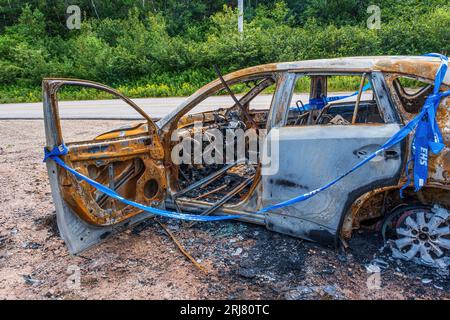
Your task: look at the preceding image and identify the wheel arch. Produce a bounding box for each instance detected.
[341,185,450,240]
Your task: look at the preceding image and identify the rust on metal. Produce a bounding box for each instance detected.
[43,56,450,254]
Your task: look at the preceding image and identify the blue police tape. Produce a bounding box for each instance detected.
[44,145,241,222]
[294,83,372,111]
[260,53,449,213]
[325,83,372,103]
[403,53,449,193]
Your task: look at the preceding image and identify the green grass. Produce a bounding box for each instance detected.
[0,74,426,104]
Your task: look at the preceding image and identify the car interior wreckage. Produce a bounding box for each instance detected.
[43,56,450,269]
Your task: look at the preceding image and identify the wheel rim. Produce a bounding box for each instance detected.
[391,206,450,269]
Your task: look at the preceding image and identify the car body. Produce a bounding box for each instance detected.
[43,56,450,256]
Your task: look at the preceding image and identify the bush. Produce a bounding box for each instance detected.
[0,2,448,103]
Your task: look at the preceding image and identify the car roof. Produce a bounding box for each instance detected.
[157,56,449,129]
[234,56,449,85]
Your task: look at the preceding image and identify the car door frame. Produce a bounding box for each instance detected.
[43,78,166,254]
[157,72,279,222]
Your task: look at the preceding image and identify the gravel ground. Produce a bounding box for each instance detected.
[0,120,448,300]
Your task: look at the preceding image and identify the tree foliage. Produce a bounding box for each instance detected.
[0,0,448,102]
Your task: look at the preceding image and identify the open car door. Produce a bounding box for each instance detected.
[43,79,166,254]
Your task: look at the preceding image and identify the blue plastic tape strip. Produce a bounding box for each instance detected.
[44,145,241,222]
[295,83,372,111]
[409,53,448,192]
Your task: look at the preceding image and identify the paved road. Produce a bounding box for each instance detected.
[0,92,365,120]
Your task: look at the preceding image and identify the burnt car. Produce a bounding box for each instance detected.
[43,56,450,268]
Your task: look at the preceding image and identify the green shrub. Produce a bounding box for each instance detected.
[0,2,448,103]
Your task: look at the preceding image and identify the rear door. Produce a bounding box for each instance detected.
[261,72,404,246]
[43,79,166,254]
